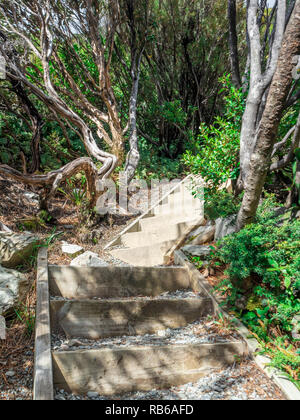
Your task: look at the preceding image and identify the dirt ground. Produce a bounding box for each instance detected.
[0,176,133,400]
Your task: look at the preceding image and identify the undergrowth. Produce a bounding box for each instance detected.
[196,195,300,387]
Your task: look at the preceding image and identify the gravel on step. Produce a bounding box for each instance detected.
[54,361,285,400]
[52,317,241,352]
[50,289,204,301]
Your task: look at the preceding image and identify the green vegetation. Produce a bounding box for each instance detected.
[204,190,242,221]
[182,75,246,192]
[0,0,299,394]
[208,196,300,385]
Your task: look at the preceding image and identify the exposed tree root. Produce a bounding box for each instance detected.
[0,157,98,211]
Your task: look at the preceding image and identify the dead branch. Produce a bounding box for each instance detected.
[0,157,98,210]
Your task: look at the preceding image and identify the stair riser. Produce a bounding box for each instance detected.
[53,342,248,396]
[140,215,201,233]
[153,203,201,216]
[49,266,190,299]
[121,222,199,248]
[110,240,175,266]
[50,298,213,339]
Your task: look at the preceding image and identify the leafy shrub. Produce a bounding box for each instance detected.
[210,196,300,382]
[182,74,246,191]
[136,136,184,180]
[204,190,241,220]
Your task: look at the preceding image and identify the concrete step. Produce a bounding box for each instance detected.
[139,214,200,233]
[52,341,248,396]
[153,200,200,216]
[110,240,176,266]
[50,297,213,339]
[48,266,190,299]
[121,220,203,248]
[166,193,201,210]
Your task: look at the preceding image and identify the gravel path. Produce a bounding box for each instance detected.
[0,182,288,400]
[54,361,285,400]
[52,316,241,352]
[50,289,204,301]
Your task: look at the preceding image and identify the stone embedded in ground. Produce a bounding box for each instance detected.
[188,221,215,245]
[5,370,15,377]
[291,315,300,340]
[0,222,11,232]
[0,232,40,268]
[0,265,28,315]
[181,245,212,257]
[70,251,109,267]
[214,215,236,241]
[23,192,39,204]
[87,391,99,398]
[0,315,6,339]
[61,242,84,257]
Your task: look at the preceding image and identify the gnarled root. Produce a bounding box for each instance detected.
[0,157,98,211]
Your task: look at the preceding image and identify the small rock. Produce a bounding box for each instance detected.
[188,221,215,245]
[181,245,212,257]
[70,251,109,267]
[23,192,39,204]
[61,242,84,257]
[0,222,11,233]
[0,232,40,268]
[5,370,15,377]
[0,266,28,316]
[214,215,236,241]
[68,339,83,347]
[87,391,99,398]
[291,315,300,340]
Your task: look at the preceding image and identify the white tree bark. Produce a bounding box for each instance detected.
[237,0,300,230]
[238,0,287,190]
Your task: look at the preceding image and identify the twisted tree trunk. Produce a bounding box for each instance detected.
[236,0,300,230]
[0,157,98,211]
[9,77,43,173]
[237,0,287,191]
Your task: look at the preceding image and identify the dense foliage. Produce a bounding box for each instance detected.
[182,75,246,191]
[209,196,300,384]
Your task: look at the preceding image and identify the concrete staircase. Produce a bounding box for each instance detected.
[33,178,248,400]
[43,264,247,397]
[106,176,204,266]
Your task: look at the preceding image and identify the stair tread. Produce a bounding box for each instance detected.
[52,316,241,353]
[52,339,244,353]
[50,293,206,302]
[52,340,248,396]
[50,297,214,340]
[49,265,191,298]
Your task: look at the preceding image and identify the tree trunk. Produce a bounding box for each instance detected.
[228,0,242,88]
[124,54,142,183]
[236,0,300,230]
[237,0,287,192]
[9,78,43,173]
[0,157,98,211]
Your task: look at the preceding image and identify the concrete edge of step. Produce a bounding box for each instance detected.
[52,341,249,396]
[174,249,300,401]
[33,247,54,401]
